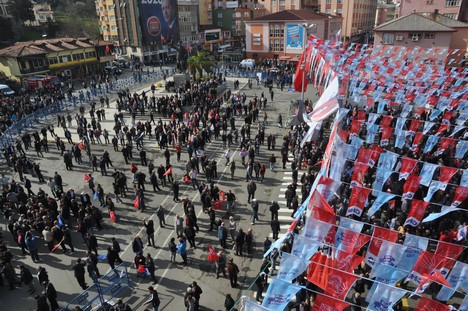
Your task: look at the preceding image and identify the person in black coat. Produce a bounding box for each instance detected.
[43,280,59,310]
[172,180,180,202]
[143,219,155,247]
[270,216,281,240]
[72,258,87,290]
[35,294,50,311]
[106,247,118,270]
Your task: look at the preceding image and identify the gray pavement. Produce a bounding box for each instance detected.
[0,72,318,311]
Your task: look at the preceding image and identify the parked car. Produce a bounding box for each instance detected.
[0,84,15,96]
[240,59,255,68]
[105,66,123,75]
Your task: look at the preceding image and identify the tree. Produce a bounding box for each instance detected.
[0,17,13,42]
[187,52,215,80]
[45,17,59,38]
[8,0,35,23]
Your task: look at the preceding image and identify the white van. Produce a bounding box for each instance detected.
[0,84,15,96]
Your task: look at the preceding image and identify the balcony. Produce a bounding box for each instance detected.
[20,66,49,75]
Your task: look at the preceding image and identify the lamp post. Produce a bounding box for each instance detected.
[300,23,316,104]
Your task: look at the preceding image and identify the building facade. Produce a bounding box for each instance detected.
[199,0,213,25]
[375,0,399,27]
[245,10,341,60]
[25,1,55,27]
[0,38,114,82]
[256,0,319,14]
[178,0,200,46]
[319,0,378,42]
[399,0,468,22]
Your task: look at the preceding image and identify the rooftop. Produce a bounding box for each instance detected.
[374,12,456,32]
[0,38,113,58]
[249,9,339,22]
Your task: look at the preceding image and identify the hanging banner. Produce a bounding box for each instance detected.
[312,293,349,311]
[399,157,418,181]
[420,162,438,187]
[402,175,422,200]
[365,227,399,267]
[436,261,468,301]
[277,252,310,282]
[367,192,396,216]
[350,162,369,187]
[346,186,371,217]
[291,234,320,259]
[403,199,430,227]
[452,186,468,208]
[439,166,458,183]
[261,277,302,310]
[367,283,407,311]
[424,180,447,202]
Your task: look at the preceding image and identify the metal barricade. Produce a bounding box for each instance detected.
[63,263,133,311]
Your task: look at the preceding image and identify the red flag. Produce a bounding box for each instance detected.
[399,157,418,180]
[219,191,226,202]
[356,148,372,167]
[163,166,173,176]
[403,175,422,199]
[412,132,424,150]
[436,124,449,135]
[312,292,349,311]
[381,115,393,127]
[414,107,425,118]
[414,296,450,311]
[336,229,371,255]
[105,45,110,53]
[50,238,65,253]
[380,127,394,146]
[293,40,313,92]
[312,208,336,224]
[84,174,90,183]
[346,186,371,217]
[412,251,446,280]
[335,249,364,272]
[307,250,334,289]
[409,119,421,133]
[349,120,361,136]
[435,241,463,260]
[369,145,383,167]
[324,268,359,300]
[415,270,451,295]
[452,186,468,207]
[338,128,349,142]
[403,199,429,227]
[439,166,458,183]
[207,244,219,262]
[213,200,221,210]
[366,227,398,265]
[351,163,369,187]
[442,110,454,124]
[357,110,366,121]
[133,197,140,209]
[109,211,116,222]
[308,190,335,215]
[438,137,455,154]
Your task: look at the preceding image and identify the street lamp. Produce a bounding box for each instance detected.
[300,23,316,104]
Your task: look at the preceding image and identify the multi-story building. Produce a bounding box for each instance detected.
[399,0,468,22]
[199,0,213,25]
[177,0,200,46]
[25,1,55,27]
[0,37,114,81]
[256,0,319,14]
[245,10,341,60]
[95,0,199,62]
[375,0,399,27]
[0,0,55,25]
[319,0,378,42]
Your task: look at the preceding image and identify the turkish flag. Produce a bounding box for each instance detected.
[439,166,458,183]
[207,244,219,262]
[312,293,349,311]
[351,163,369,187]
[163,166,173,176]
[414,296,450,311]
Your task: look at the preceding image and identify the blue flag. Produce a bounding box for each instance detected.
[303,218,332,243]
[423,122,435,134]
[422,206,464,223]
[366,265,408,303]
[372,167,393,197]
[291,234,319,259]
[244,297,270,311]
[348,136,364,160]
[436,261,468,301]
[367,192,396,216]
[277,252,310,282]
[394,129,407,149]
[367,283,406,311]
[376,240,406,267]
[395,118,405,131]
[397,235,428,272]
[366,123,379,144]
[424,180,447,202]
[419,162,438,187]
[462,170,468,187]
[261,278,302,310]
[264,232,291,258]
[456,140,468,159]
[377,151,398,171]
[424,135,439,153]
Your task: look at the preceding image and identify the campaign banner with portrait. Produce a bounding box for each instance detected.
[286,24,304,49]
[139,0,180,43]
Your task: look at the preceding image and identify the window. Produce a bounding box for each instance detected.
[408,33,422,39]
[444,13,458,19]
[272,0,276,6]
[445,0,461,6]
[291,0,295,4]
[269,38,283,52]
[427,0,434,3]
[279,0,285,5]
[424,32,435,39]
[337,0,342,3]
[325,8,331,13]
[269,24,284,37]
[218,12,223,18]
[218,22,223,27]
[382,33,394,45]
[326,0,331,3]
[336,8,342,13]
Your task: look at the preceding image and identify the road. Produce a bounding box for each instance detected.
[0,69,318,311]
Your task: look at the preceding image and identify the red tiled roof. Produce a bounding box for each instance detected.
[250,9,339,22]
[0,38,114,58]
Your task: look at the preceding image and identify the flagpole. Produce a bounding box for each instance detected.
[300,23,316,104]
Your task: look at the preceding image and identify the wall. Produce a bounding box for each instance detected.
[374,30,453,49]
[246,23,268,54]
[450,26,468,48]
[400,0,463,19]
